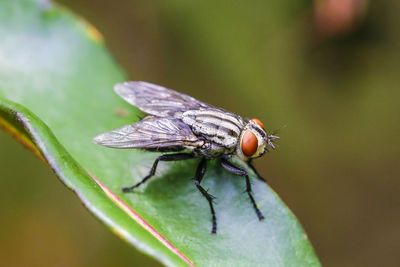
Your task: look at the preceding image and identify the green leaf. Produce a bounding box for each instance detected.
[0,0,320,266]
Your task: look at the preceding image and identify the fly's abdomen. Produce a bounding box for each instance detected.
[181,109,244,149]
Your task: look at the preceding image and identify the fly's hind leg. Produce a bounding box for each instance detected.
[194,157,217,234]
[122,152,195,192]
[221,158,265,221]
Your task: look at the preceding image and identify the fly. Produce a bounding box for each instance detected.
[93,81,280,234]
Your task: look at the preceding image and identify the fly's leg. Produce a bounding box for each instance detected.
[194,157,217,234]
[221,158,265,221]
[122,153,195,192]
[247,159,267,183]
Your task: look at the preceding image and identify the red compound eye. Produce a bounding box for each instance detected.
[251,118,264,129]
[241,130,258,157]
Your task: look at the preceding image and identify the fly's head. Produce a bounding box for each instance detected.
[236,118,280,161]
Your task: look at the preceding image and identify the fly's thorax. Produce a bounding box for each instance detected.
[236,119,268,161]
[181,109,245,151]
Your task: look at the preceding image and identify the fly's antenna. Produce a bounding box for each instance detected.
[267,137,277,150]
[266,134,280,150]
[268,135,280,140]
[265,124,285,150]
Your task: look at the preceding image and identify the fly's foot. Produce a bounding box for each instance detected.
[122,185,137,193]
[122,181,145,192]
[256,209,265,221]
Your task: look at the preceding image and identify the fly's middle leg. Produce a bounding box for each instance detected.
[122,152,195,192]
[194,157,217,234]
[221,158,265,221]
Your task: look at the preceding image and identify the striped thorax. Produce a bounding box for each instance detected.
[180,109,244,152]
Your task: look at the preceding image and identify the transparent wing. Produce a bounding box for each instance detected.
[114,81,212,116]
[93,117,203,149]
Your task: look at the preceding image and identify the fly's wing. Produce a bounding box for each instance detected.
[93,117,204,150]
[114,81,212,116]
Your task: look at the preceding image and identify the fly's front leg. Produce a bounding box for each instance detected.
[122,152,195,192]
[194,157,217,234]
[221,158,265,221]
[247,159,267,183]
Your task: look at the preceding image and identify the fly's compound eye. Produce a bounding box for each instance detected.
[251,118,264,129]
[241,130,258,157]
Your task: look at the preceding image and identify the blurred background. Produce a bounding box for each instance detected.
[1,0,399,266]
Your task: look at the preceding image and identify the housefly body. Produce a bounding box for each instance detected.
[93,82,279,234]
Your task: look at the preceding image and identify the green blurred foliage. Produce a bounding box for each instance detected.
[1,0,400,266]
